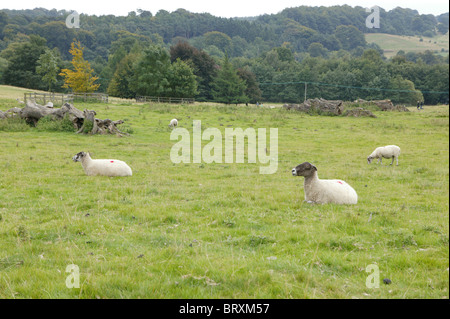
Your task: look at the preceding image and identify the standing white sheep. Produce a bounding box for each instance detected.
[291,162,358,204]
[169,118,178,128]
[367,145,401,166]
[72,152,132,177]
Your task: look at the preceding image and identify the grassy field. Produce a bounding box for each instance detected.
[365,33,449,58]
[0,85,48,101]
[0,86,448,299]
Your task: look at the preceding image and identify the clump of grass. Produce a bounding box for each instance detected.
[343,101,381,112]
[248,235,274,247]
[300,105,342,117]
[17,225,30,241]
[0,117,30,132]
[119,123,134,134]
[80,119,94,134]
[36,114,75,132]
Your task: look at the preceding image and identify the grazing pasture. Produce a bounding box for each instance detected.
[0,89,448,298]
[365,33,449,58]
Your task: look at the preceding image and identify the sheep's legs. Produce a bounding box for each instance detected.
[389,156,399,166]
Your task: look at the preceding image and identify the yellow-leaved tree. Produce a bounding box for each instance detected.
[60,40,100,93]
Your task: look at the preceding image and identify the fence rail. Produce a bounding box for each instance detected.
[24,92,72,106]
[24,92,109,106]
[72,93,109,103]
[135,96,195,104]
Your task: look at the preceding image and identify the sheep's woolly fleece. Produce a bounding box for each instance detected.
[292,162,357,204]
[73,152,132,177]
[367,145,401,165]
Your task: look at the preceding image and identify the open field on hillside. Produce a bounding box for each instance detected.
[365,33,449,58]
[0,86,448,299]
[0,85,49,101]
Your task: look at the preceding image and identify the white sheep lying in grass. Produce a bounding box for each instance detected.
[169,118,178,128]
[72,152,132,177]
[367,145,401,166]
[291,162,358,204]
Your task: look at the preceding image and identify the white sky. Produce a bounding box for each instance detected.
[1,1,448,17]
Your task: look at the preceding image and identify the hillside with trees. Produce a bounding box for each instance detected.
[0,6,448,104]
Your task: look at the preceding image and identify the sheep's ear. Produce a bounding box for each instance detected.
[311,164,317,171]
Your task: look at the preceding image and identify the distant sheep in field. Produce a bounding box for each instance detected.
[291,162,358,204]
[169,118,178,128]
[367,145,401,166]
[72,151,132,177]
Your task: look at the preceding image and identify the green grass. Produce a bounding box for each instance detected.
[0,85,48,100]
[0,91,448,299]
[365,33,449,58]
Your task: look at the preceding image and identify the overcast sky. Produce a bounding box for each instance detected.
[1,1,448,17]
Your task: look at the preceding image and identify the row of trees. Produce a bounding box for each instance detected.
[0,36,100,93]
[0,6,448,105]
[107,41,261,104]
[0,35,260,104]
[242,48,435,104]
[104,38,449,105]
[0,7,448,61]
[0,35,448,105]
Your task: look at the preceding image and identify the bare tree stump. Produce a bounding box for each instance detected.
[76,109,96,134]
[95,119,128,137]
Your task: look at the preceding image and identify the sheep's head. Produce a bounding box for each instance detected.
[292,162,317,177]
[72,151,87,162]
[367,156,373,164]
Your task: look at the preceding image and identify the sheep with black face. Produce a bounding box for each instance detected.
[291,162,357,204]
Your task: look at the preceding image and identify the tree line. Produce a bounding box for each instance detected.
[1,7,447,58]
[0,7,448,105]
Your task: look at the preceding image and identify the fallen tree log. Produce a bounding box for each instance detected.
[284,98,409,116]
[19,101,85,127]
[2,101,128,136]
[284,98,345,115]
[356,99,409,112]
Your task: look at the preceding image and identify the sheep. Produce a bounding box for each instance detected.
[169,118,178,128]
[291,162,358,204]
[367,145,401,166]
[72,151,132,177]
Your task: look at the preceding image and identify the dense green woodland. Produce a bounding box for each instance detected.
[0,6,448,104]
